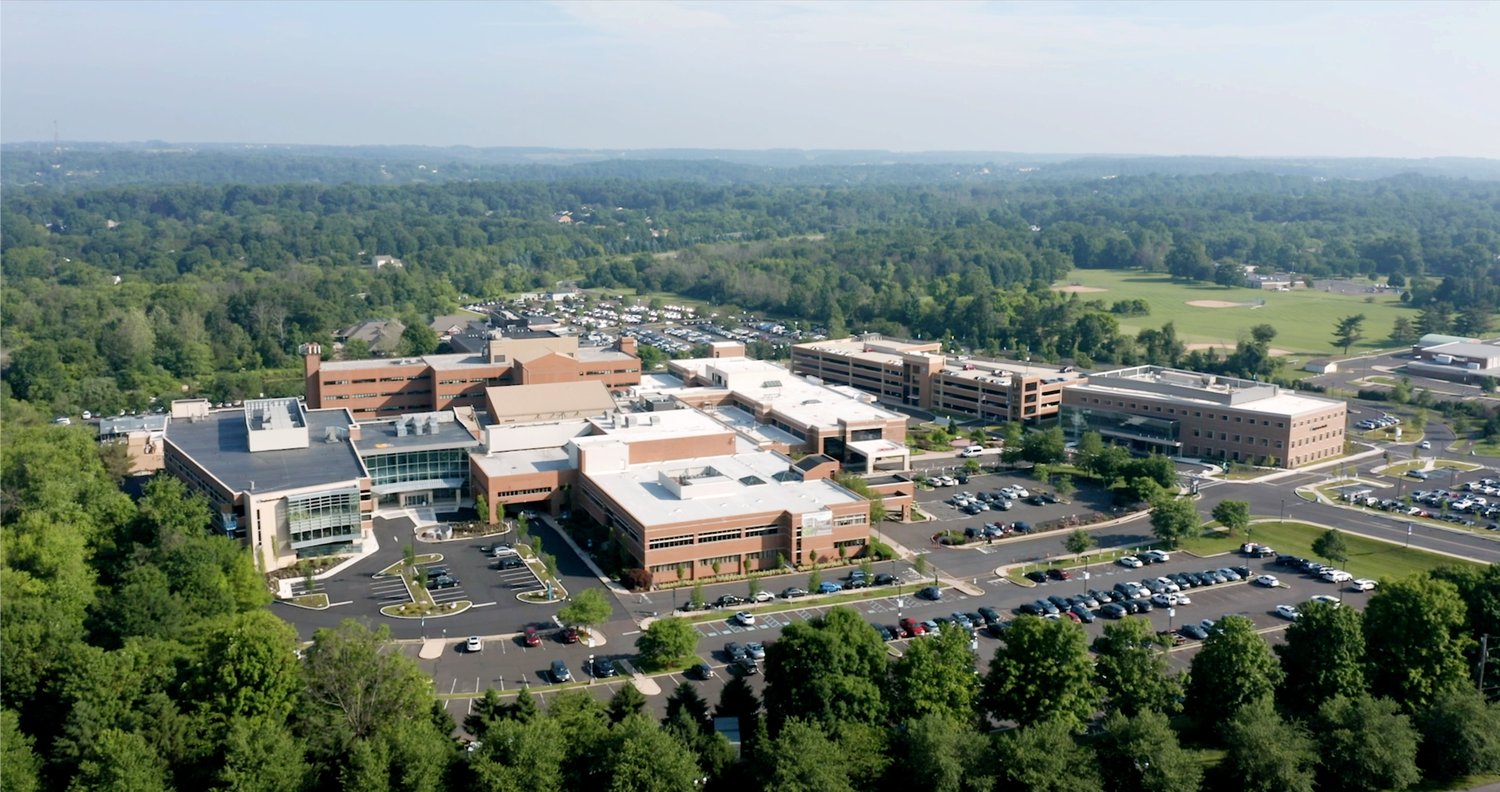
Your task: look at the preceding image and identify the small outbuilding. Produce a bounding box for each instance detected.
[1302,359,1338,375]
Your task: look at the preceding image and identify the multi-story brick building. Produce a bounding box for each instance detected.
[301,334,640,419]
[1060,366,1347,468]
[790,334,1084,423]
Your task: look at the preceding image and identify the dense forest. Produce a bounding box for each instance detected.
[4,164,1498,417]
[3,409,1499,791]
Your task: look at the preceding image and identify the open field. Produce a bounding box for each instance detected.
[1178,520,1481,581]
[1049,270,1454,356]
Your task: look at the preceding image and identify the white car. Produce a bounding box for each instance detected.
[1307,595,1341,608]
[1349,579,1377,593]
[1154,576,1181,594]
[466,636,483,653]
[751,590,776,603]
[1320,569,1352,583]
[1275,604,1300,620]
[1254,574,1280,588]
[1118,556,1144,569]
[735,611,755,626]
[1010,487,1031,499]
[1419,440,1432,450]
[1152,592,1190,607]
[1141,550,1171,564]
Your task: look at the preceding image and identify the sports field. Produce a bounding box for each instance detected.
[1050,270,1429,357]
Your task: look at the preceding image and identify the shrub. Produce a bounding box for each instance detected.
[621,568,653,592]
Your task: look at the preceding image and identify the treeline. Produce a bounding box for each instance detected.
[4,173,1497,416]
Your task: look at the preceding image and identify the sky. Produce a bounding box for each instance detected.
[3,0,1498,158]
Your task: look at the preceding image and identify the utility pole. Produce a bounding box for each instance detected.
[1479,635,1490,696]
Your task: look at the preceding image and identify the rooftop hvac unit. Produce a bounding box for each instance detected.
[396,420,408,437]
[323,427,339,443]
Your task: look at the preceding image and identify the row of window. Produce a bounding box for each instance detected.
[833,514,869,527]
[1191,430,1284,449]
[1079,396,1294,428]
[497,486,553,498]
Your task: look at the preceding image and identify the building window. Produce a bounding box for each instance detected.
[698,528,744,543]
[833,514,868,527]
[647,535,695,550]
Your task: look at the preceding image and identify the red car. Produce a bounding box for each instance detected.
[523,625,541,647]
[559,627,579,644]
[900,617,926,637]
[1046,568,1072,581]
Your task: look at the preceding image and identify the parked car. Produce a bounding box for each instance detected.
[1118,556,1144,569]
[1254,575,1280,588]
[1130,598,1154,613]
[1349,578,1378,592]
[733,658,759,676]
[1100,603,1127,619]
[746,641,766,660]
[735,611,755,626]
[725,642,748,662]
[1151,592,1181,608]
[918,586,943,601]
[1179,623,1209,640]
[873,573,897,586]
[751,590,776,603]
[950,612,974,630]
[692,662,716,680]
[978,606,1003,625]
[1070,603,1096,623]
[497,556,525,570]
[1320,569,1353,583]
[426,575,460,590]
[524,625,542,646]
[817,581,844,594]
[550,660,572,683]
[559,626,579,644]
[714,594,747,608]
[426,565,450,578]
[1046,568,1072,581]
[900,617,927,637]
[466,636,483,653]
[1307,595,1341,608]
[1024,570,1048,583]
[874,624,896,641]
[590,657,618,678]
[1141,550,1171,564]
[780,587,808,599]
[1274,604,1300,621]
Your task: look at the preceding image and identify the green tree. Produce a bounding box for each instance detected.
[1274,599,1366,716]
[663,681,711,734]
[464,688,508,741]
[913,553,928,577]
[1311,529,1350,570]
[1185,615,1282,727]
[599,713,702,792]
[558,589,613,639]
[714,674,762,748]
[634,618,699,672]
[889,625,977,719]
[66,728,170,792]
[763,608,888,732]
[1333,313,1367,354]
[0,709,41,792]
[1093,617,1183,716]
[993,716,1103,792]
[1316,694,1422,792]
[1095,708,1203,792]
[746,575,762,602]
[980,615,1100,731]
[215,715,310,792]
[1220,698,1317,792]
[1416,686,1500,782]
[607,684,648,725]
[757,719,855,792]
[1390,317,1419,345]
[1063,527,1095,559]
[1053,474,1075,502]
[1148,494,1198,549]
[468,715,565,792]
[806,567,821,592]
[399,322,440,356]
[1033,463,1054,485]
[689,582,705,610]
[887,713,993,792]
[1362,576,1473,712]
[1210,499,1250,537]
[1020,426,1067,465]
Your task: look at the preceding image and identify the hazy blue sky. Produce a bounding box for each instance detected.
[3,0,1497,157]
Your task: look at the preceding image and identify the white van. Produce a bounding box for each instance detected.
[959,446,984,458]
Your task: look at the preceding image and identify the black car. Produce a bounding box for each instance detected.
[589,657,618,678]
[1024,570,1048,583]
[977,606,1002,625]
[873,573,897,586]
[1018,601,1044,617]
[713,594,746,608]
[780,587,808,599]
[874,624,896,641]
[1118,599,1141,614]
[1169,573,1193,589]
[497,556,525,570]
[1037,598,1060,616]
[1179,624,1210,640]
[1047,594,1071,612]
[1230,565,1253,579]
[550,660,572,684]
[1012,521,1033,534]
[1130,598,1154,613]
[733,657,759,676]
[426,575,460,590]
[1089,589,1115,604]
[1100,603,1128,619]
[1182,572,1205,587]
[692,662,716,680]
[986,620,1011,638]
[918,586,943,601]
[426,565,450,579]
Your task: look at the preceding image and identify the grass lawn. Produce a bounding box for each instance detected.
[1177,521,1480,580]
[1049,270,1445,355]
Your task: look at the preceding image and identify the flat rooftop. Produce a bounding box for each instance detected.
[1069,366,1342,417]
[165,408,367,494]
[471,447,574,478]
[584,408,728,441]
[487,381,616,423]
[586,450,863,529]
[354,412,479,455]
[1424,341,1500,360]
[673,356,906,428]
